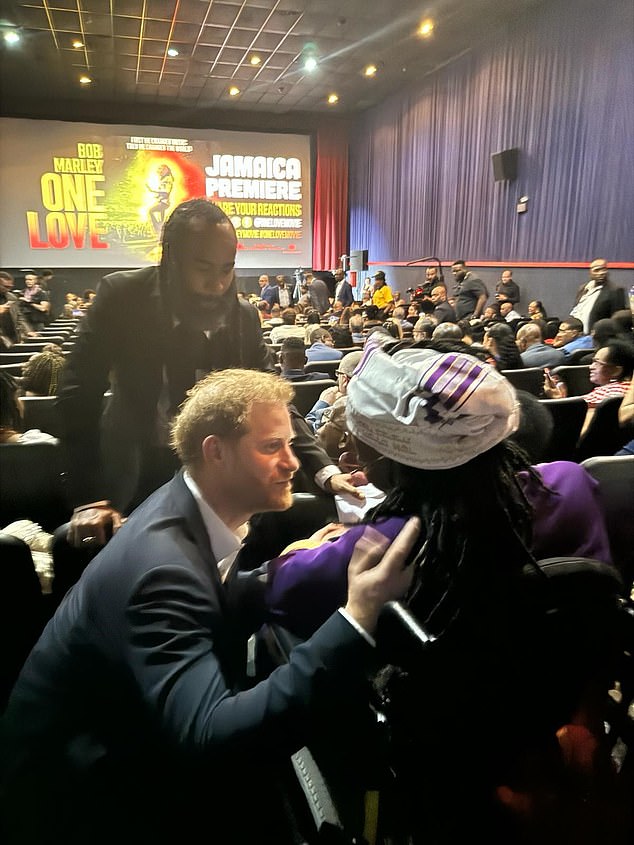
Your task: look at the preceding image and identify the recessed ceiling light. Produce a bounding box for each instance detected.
[304,56,318,72]
[4,31,20,45]
[249,55,261,66]
[418,19,434,37]
[72,39,84,49]
[364,64,377,77]
[167,47,179,57]
[229,86,240,96]
[79,75,92,85]
[327,93,339,105]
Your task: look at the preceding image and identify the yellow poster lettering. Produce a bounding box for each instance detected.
[26,209,108,250]
[40,173,105,212]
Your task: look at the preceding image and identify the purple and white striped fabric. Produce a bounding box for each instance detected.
[346,335,519,469]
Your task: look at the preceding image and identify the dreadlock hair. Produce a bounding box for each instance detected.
[485,321,523,370]
[0,370,22,437]
[159,198,233,277]
[21,350,66,396]
[364,337,540,638]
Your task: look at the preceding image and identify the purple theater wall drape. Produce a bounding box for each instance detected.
[312,128,349,271]
[349,0,634,264]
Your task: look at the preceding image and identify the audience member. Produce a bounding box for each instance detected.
[255,299,271,324]
[551,317,593,357]
[306,350,362,433]
[413,318,436,342]
[371,271,394,316]
[544,338,634,437]
[279,336,329,382]
[295,282,311,312]
[528,300,548,321]
[451,260,488,319]
[56,199,362,550]
[306,273,331,315]
[484,322,523,370]
[262,303,283,327]
[349,314,365,344]
[611,309,633,339]
[570,258,627,333]
[458,319,485,347]
[275,274,293,308]
[305,328,343,363]
[406,302,421,321]
[495,269,520,304]
[268,308,305,344]
[516,322,565,369]
[363,304,384,331]
[333,268,354,308]
[591,317,630,349]
[18,271,50,331]
[430,284,456,323]
[499,301,522,323]
[21,349,66,396]
[258,273,279,308]
[302,308,322,342]
[482,303,501,321]
[0,370,57,444]
[267,336,615,839]
[0,271,34,347]
[1,367,418,845]
[420,265,444,296]
[432,322,463,341]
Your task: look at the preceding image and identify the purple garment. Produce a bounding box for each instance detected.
[267,462,611,638]
[267,517,405,638]
[519,461,611,563]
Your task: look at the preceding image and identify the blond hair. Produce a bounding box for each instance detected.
[170,369,294,468]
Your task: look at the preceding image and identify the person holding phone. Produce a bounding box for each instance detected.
[543,339,634,436]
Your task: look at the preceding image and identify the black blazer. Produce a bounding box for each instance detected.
[574,281,627,330]
[56,266,330,510]
[1,471,371,842]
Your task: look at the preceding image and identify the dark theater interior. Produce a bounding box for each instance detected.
[1,0,633,842]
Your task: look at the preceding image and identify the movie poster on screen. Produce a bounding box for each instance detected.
[0,118,312,269]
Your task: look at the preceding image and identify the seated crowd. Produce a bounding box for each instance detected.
[1,212,632,844]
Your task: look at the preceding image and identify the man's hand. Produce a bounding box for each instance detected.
[319,385,339,404]
[327,472,367,501]
[345,517,420,634]
[67,501,125,549]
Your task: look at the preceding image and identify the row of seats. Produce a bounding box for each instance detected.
[502,364,592,397]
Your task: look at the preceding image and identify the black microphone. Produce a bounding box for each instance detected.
[406,255,444,285]
[406,255,437,266]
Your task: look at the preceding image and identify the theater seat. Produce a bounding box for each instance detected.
[20,396,63,437]
[291,378,336,416]
[501,367,544,396]
[540,396,587,461]
[0,441,68,532]
[576,395,627,461]
[552,364,592,396]
[304,360,339,378]
[581,454,634,580]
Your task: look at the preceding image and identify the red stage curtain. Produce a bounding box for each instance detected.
[312,127,349,271]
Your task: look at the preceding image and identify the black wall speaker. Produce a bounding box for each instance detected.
[491,148,519,182]
[349,249,368,272]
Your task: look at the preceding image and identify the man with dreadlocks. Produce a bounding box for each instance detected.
[264,334,623,842]
[57,199,363,549]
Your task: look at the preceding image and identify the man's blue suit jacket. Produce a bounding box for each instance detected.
[1,471,372,842]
